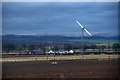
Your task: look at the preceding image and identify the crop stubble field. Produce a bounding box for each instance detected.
[1,54,120,62]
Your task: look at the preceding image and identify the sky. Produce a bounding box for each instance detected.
[2,2,118,37]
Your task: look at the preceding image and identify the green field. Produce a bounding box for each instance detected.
[69,39,118,44]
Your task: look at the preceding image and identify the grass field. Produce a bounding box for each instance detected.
[69,39,118,44]
[1,54,120,62]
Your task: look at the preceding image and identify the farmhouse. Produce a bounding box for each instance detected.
[46,50,74,54]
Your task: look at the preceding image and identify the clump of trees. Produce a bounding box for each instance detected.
[97,45,106,54]
[2,44,16,54]
[90,45,97,52]
[54,46,59,52]
[64,44,73,51]
[112,43,120,54]
[28,44,36,54]
[41,46,46,54]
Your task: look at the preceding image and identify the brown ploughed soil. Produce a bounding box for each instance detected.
[2,59,120,78]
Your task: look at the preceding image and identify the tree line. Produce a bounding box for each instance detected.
[2,43,120,55]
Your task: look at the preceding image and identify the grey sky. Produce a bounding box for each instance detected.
[2,2,118,37]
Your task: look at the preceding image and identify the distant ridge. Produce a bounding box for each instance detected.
[2,34,118,39]
[2,34,118,45]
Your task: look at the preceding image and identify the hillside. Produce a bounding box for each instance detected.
[2,34,118,45]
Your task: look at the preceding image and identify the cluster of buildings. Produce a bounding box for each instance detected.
[20,50,74,54]
[46,50,73,54]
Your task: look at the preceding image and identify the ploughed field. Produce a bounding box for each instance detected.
[2,59,120,78]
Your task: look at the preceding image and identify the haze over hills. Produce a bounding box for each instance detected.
[2,33,119,38]
[2,34,118,39]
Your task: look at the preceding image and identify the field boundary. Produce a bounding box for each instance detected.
[1,54,120,62]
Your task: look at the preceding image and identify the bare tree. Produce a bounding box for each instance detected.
[42,46,46,54]
[17,45,23,55]
[64,44,72,51]
[98,46,102,54]
[112,43,120,54]
[101,45,106,53]
[28,44,36,54]
[54,46,59,52]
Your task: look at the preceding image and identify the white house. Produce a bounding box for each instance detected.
[46,50,74,54]
[46,50,54,53]
[69,50,73,53]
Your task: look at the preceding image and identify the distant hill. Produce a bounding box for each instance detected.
[2,34,118,45]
